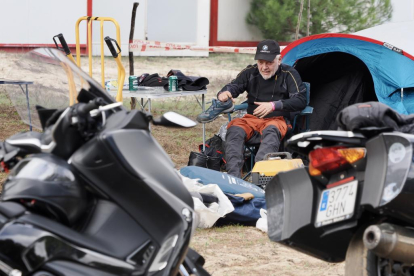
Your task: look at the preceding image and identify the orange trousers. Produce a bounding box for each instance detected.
[227,114,288,141]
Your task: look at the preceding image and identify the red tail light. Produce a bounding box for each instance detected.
[309,147,366,176]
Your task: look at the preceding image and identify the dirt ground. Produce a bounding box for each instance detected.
[0,51,345,276]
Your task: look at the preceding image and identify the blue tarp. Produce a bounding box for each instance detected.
[180,166,265,198]
[282,34,414,114]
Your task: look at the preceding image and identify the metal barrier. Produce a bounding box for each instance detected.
[75,16,125,102]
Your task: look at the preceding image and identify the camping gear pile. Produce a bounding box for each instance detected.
[181,30,414,230]
[179,166,267,229]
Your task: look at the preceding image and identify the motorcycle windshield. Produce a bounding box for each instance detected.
[4,48,116,130]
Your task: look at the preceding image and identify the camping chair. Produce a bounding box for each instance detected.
[225,82,312,180]
[290,82,313,133]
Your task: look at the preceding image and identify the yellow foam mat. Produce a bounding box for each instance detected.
[252,158,304,176]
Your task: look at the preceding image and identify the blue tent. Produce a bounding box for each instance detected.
[281,33,414,130]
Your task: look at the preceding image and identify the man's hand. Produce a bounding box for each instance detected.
[218,91,234,102]
[253,102,273,118]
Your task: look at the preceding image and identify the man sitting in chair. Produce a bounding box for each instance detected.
[217,39,307,178]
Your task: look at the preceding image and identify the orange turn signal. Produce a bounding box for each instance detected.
[309,163,322,176]
[337,148,366,164]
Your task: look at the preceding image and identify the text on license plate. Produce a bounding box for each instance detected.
[315,180,358,227]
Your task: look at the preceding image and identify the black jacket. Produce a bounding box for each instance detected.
[218,64,307,118]
[337,101,414,133]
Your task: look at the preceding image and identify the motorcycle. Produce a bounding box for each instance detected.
[266,102,414,276]
[0,48,209,276]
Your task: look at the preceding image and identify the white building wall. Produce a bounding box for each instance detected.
[91,0,148,57]
[92,0,209,57]
[0,0,208,56]
[217,0,263,41]
[0,0,87,45]
[390,0,414,22]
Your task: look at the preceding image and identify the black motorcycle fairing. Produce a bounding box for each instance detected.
[0,220,141,275]
[0,202,26,219]
[105,129,191,207]
[279,224,355,262]
[181,248,210,276]
[42,260,118,276]
[102,108,150,132]
[71,129,194,274]
[2,154,88,226]
[71,129,192,239]
[18,200,151,261]
[361,133,413,211]
[374,134,414,223]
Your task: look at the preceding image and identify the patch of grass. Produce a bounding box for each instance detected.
[0,172,6,188]
[214,224,245,233]
[0,90,12,106]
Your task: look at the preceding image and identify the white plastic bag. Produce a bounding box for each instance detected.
[256,208,268,233]
[180,174,234,228]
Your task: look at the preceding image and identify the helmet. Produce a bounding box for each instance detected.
[2,154,88,225]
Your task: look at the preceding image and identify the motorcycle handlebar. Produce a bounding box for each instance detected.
[53,33,71,56]
[104,36,121,58]
[77,98,105,116]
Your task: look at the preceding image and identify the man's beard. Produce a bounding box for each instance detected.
[260,73,272,80]
[259,66,278,80]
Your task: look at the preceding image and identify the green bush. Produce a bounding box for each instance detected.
[246,0,393,42]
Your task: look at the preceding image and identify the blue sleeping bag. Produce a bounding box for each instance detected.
[216,194,266,226]
[180,166,265,198]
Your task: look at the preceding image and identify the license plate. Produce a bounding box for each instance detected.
[315,180,358,227]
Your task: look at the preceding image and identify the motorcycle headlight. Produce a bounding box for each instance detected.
[190,209,199,237]
[148,234,179,272]
[148,208,196,273]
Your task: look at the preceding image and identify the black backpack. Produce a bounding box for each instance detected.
[199,135,225,161]
[187,135,225,171]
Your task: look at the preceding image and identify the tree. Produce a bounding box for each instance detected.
[246,0,393,42]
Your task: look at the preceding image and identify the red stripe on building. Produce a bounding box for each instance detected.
[0,44,86,54]
[209,0,219,46]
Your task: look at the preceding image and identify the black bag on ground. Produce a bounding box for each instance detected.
[187,151,221,171]
[187,135,225,171]
[198,135,225,161]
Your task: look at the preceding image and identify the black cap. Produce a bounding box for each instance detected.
[254,40,280,62]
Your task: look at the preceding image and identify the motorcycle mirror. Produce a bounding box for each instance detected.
[152,112,197,128]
